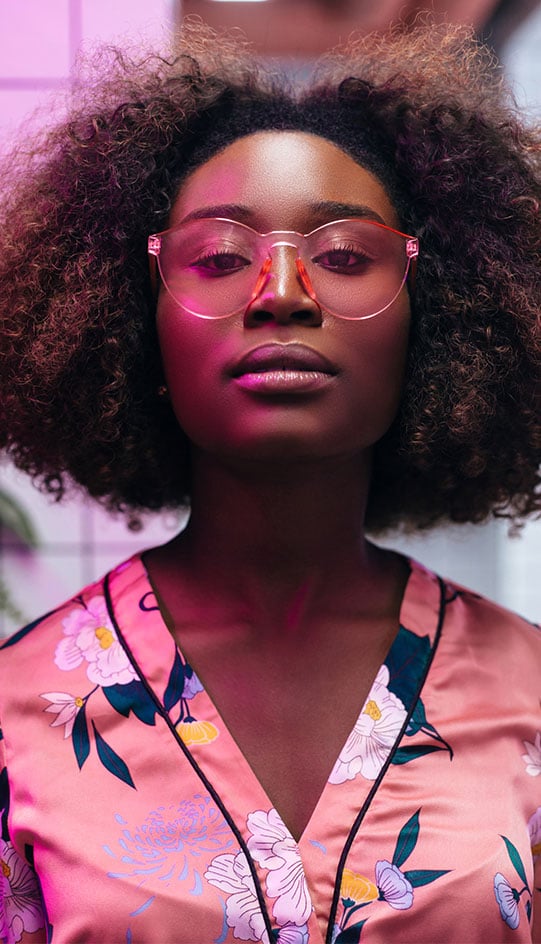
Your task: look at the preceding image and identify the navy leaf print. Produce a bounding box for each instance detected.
[385,627,431,707]
[335,920,368,943]
[92,721,135,789]
[164,650,186,711]
[406,700,438,737]
[392,745,444,765]
[404,869,451,887]
[72,703,90,770]
[392,809,420,869]
[501,836,530,892]
[102,680,157,725]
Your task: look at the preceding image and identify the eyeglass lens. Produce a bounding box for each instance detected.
[153,218,417,320]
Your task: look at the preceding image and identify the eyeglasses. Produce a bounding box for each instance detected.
[148,217,419,321]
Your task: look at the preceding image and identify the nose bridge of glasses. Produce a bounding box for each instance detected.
[257,238,307,297]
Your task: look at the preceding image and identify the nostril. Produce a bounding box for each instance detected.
[294,309,316,322]
[250,309,274,324]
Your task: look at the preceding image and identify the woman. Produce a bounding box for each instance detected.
[0,20,539,944]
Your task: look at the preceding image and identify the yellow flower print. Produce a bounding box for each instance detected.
[340,868,378,905]
[176,719,219,746]
[94,626,114,649]
[363,700,382,722]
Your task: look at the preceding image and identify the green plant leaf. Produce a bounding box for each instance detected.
[0,489,38,546]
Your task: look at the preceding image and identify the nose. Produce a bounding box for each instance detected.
[243,245,322,327]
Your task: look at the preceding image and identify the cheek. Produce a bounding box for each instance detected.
[343,305,410,417]
[156,304,243,452]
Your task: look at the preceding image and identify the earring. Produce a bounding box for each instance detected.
[157,384,169,398]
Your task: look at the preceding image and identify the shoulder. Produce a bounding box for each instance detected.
[408,556,540,652]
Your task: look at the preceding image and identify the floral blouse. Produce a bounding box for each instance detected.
[0,554,540,944]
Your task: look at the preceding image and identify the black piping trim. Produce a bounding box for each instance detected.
[103,571,275,941]
[325,575,448,943]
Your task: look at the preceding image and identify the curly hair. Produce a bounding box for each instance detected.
[0,19,539,531]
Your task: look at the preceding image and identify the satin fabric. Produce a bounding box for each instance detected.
[0,554,539,943]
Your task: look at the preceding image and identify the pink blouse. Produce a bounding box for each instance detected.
[0,554,540,943]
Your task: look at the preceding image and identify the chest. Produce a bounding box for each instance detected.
[173,617,398,840]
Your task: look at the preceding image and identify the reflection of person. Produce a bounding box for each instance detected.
[0,19,540,944]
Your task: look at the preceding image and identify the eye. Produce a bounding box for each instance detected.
[313,243,373,273]
[190,249,251,276]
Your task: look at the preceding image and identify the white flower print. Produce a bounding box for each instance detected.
[375,859,414,910]
[522,732,541,776]
[493,872,520,929]
[54,596,137,687]
[329,665,407,784]
[205,850,269,943]
[0,840,45,944]
[40,691,83,738]
[247,809,313,926]
[528,807,541,861]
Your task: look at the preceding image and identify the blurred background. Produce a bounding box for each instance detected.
[0,0,540,635]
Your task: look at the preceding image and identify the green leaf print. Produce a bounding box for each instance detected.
[392,745,443,764]
[404,869,451,887]
[72,703,90,769]
[392,809,420,868]
[501,835,530,892]
[335,919,368,943]
[92,720,135,789]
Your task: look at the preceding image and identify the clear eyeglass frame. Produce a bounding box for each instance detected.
[148,216,419,321]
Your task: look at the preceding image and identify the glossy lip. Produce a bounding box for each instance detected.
[228,343,339,378]
[228,342,339,396]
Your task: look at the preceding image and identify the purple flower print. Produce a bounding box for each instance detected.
[528,807,541,862]
[493,873,520,929]
[375,860,414,910]
[0,840,45,943]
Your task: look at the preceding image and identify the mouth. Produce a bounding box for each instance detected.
[228,343,339,395]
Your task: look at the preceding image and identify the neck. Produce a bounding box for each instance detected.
[152,450,402,632]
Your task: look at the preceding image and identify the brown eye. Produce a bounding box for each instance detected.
[313,244,371,273]
[190,251,250,274]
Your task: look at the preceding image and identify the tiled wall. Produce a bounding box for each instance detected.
[0,0,179,637]
[1,0,540,637]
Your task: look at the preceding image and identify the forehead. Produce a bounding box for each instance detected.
[169,130,400,230]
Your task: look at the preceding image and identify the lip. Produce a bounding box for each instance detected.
[228,343,339,395]
[229,343,339,378]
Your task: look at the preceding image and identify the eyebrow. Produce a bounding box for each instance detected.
[180,200,387,227]
[309,201,387,225]
[180,204,254,224]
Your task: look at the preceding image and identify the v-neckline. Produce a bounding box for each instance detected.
[106,552,443,838]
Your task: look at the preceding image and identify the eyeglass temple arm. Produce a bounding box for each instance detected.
[148,236,161,298]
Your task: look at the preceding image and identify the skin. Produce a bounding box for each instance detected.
[145,131,413,841]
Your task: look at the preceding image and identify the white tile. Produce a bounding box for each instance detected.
[81,0,174,45]
[380,517,541,622]
[84,498,187,547]
[0,545,84,638]
[1,462,85,546]
[0,0,71,78]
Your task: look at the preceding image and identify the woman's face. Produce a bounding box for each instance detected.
[155,131,411,466]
